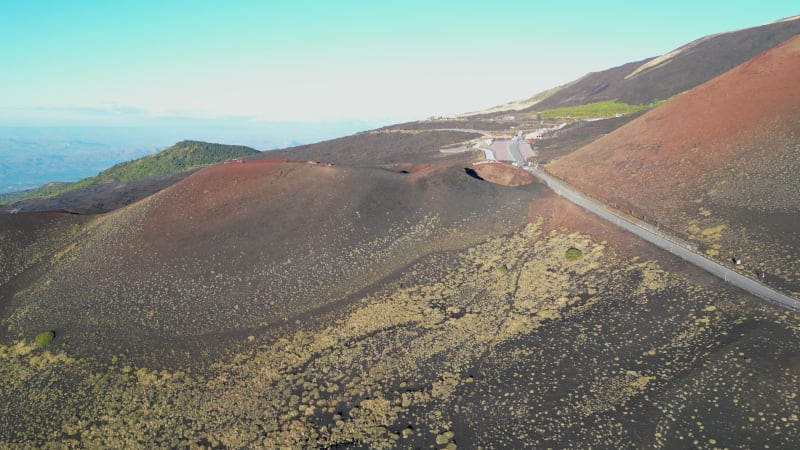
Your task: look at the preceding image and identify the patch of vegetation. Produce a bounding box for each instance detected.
[537,99,667,120]
[496,263,508,275]
[1,141,259,204]
[2,218,799,448]
[94,140,259,182]
[35,331,54,347]
[565,247,583,261]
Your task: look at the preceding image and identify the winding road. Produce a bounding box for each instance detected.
[528,165,800,312]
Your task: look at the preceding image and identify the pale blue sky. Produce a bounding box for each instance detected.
[1,0,797,124]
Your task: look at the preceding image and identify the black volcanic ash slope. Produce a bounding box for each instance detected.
[2,182,799,448]
[524,16,800,110]
[2,160,542,364]
[263,130,482,166]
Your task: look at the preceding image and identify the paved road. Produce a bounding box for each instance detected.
[508,139,525,166]
[529,166,800,311]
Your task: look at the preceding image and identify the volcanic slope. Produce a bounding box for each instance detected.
[3,178,800,448]
[262,129,481,166]
[549,35,800,296]
[472,15,800,115]
[0,211,89,294]
[1,159,540,365]
[1,140,260,214]
[0,169,202,215]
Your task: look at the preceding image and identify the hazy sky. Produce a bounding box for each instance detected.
[1,0,797,124]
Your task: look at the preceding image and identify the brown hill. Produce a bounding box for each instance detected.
[473,16,800,115]
[0,131,480,216]
[3,158,800,448]
[469,162,536,187]
[549,35,800,294]
[262,129,481,166]
[4,158,541,364]
[4,23,800,449]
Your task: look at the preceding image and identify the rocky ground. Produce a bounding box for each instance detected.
[3,23,800,450]
[263,130,482,167]
[549,36,800,296]
[1,182,798,448]
[0,169,201,215]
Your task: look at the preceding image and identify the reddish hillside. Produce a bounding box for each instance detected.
[549,35,800,294]
[5,159,800,449]
[6,158,542,362]
[469,162,536,187]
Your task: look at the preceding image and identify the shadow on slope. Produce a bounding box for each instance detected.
[2,159,543,365]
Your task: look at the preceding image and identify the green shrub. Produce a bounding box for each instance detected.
[565,247,583,262]
[496,263,508,275]
[35,331,55,347]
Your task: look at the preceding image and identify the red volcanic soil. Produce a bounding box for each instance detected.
[7,158,800,448]
[548,36,800,293]
[527,192,726,286]
[549,35,800,209]
[8,158,543,363]
[408,161,456,175]
[470,162,536,187]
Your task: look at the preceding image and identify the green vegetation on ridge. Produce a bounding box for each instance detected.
[2,141,259,204]
[538,99,667,120]
[93,140,259,182]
